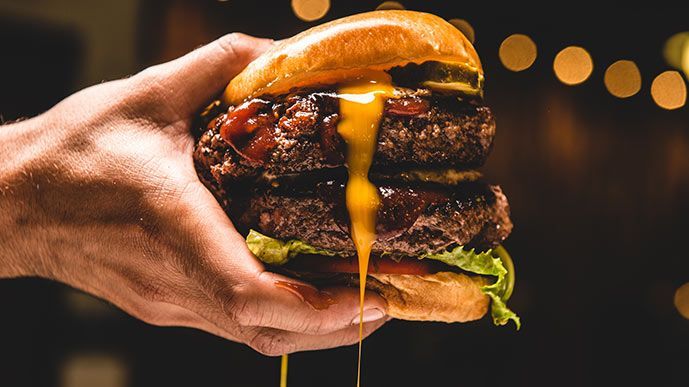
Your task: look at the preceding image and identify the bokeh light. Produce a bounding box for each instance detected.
[291,0,330,22]
[651,70,687,110]
[499,34,537,72]
[61,354,127,387]
[674,283,689,319]
[553,46,593,85]
[683,45,689,80]
[65,289,114,318]
[448,18,475,44]
[375,1,405,10]
[604,60,641,98]
[663,32,689,70]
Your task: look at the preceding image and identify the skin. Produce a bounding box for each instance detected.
[0,33,387,356]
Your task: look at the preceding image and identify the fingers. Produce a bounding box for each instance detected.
[247,320,387,356]
[134,33,274,120]
[189,229,389,337]
[147,298,386,356]
[228,271,388,336]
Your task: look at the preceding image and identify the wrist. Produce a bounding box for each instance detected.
[0,115,59,278]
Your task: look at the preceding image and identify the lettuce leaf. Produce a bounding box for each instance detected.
[246,229,520,329]
[423,246,520,329]
[246,230,339,265]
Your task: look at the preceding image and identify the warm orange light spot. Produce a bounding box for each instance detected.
[291,0,330,22]
[663,32,689,70]
[675,282,689,319]
[553,46,593,85]
[448,18,475,44]
[604,60,641,98]
[651,71,687,110]
[499,34,537,72]
[375,1,405,10]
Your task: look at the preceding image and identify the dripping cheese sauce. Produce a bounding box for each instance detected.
[278,73,394,387]
[337,72,395,387]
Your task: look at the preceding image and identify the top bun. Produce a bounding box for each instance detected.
[224,10,481,105]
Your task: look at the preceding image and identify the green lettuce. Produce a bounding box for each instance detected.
[423,246,520,329]
[246,230,520,329]
[245,229,339,265]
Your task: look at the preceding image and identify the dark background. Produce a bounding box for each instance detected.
[1,1,688,386]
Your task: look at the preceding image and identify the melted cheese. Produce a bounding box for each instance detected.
[336,72,394,387]
[280,354,288,387]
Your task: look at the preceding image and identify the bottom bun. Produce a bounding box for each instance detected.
[364,272,489,323]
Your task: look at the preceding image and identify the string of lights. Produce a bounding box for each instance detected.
[289,0,688,110]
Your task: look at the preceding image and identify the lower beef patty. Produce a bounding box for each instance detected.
[194,89,496,186]
[231,179,512,256]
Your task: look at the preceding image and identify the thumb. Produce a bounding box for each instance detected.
[138,33,274,119]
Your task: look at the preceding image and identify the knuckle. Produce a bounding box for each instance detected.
[227,299,252,327]
[216,284,257,327]
[217,33,242,57]
[249,330,294,357]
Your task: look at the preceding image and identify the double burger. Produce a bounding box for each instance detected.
[194,10,519,327]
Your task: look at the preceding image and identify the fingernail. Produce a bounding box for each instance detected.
[351,308,385,325]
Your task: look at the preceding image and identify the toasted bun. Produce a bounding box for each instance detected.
[366,272,489,323]
[224,10,481,105]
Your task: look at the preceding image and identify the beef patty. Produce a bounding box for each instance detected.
[194,88,496,187]
[230,178,512,256]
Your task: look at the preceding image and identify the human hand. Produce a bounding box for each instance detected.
[0,33,387,355]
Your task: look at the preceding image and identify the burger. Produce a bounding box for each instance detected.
[194,10,519,327]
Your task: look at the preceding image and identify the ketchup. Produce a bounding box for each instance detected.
[218,99,277,163]
[274,280,336,310]
[385,97,430,116]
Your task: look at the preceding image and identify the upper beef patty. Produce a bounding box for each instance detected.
[194,88,496,187]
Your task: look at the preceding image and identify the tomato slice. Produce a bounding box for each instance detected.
[286,254,443,275]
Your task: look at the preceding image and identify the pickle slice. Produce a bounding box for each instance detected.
[421,80,482,95]
[389,61,484,96]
